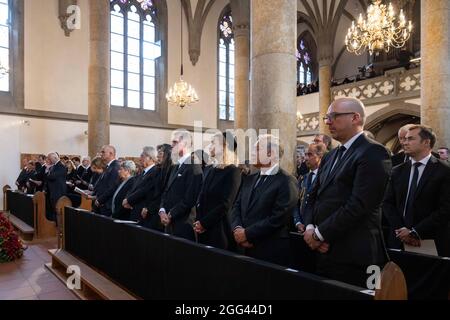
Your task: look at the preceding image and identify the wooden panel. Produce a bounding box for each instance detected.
[47,249,137,300]
[34,192,57,239]
[375,262,408,300]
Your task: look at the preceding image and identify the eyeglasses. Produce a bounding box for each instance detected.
[323,112,356,123]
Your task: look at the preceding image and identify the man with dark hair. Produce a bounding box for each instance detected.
[438,147,449,162]
[383,125,450,257]
[293,143,326,233]
[313,134,333,151]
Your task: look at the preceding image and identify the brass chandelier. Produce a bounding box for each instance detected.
[165,0,199,109]
[345,0,413,56]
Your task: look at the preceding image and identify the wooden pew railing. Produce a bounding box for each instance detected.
[3,185,57,241]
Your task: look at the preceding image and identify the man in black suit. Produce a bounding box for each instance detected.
[111,161,136,220]
[123,146,162,229]
[159,130,203,240]
[383,125,450,257]
[231,134,298,266]
[293,143,327,233]
[94,145,121,217]
[44,153,67,221]
[303,97,391,288]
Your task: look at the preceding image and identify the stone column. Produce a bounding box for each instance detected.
[317,40,333,136]
[421,0,450,148]
[88,0,110,157]
[250,0,297,173]
[234,24,250,130]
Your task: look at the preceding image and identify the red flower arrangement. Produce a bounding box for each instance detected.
[0,212,24,263]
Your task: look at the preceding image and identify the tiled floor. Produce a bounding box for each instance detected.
[0,239,79,300]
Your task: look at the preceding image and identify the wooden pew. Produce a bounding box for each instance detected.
[46,249,137,300]
[47,202,137,300]
[3,184,11,211]
[3,186,56,241]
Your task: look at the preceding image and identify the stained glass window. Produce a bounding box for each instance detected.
[110,0,161,110]
[218,7,234,121]
[0,0,10,92]
[296,40,313,85]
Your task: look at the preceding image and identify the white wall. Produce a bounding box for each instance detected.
[24,0,89,115]
[24,0,229,129]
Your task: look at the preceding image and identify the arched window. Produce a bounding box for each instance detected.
[218,7,234,122]
[0,0,10,92]
[296,39,313,85]
[110,0,162,110]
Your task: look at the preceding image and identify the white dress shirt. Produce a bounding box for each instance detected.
[403,153,432,217]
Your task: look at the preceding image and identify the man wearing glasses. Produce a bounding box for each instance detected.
[303,97,392,288]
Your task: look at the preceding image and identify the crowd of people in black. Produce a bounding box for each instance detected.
[14,97,450,289]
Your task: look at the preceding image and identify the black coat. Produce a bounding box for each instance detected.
[111,177,136,221]
[231,167,298,266]
[383,156,450,257]
[306,134,391,273]
[94,160,121,216]
[127,166,162,228]
[45,161,68,215]
[196,165,242,249]
[160,162,203,240]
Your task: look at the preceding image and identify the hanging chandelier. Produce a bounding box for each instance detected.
[165,1,199,109]
[345,0,413,56]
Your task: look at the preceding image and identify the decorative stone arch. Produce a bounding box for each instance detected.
[365,102,420,151]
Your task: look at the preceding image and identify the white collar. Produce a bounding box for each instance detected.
[342,131,365,151]
[144,163,155,174]
[312,168,318,175]
[261,163,279,176]
[107,159,115,167]
[178,153,191,166]
[411,153,432,167]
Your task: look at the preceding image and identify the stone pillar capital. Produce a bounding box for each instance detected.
[233,23,250,38]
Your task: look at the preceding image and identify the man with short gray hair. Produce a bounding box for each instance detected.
[44,152,67,221]
[231,134,298,266]
[124,146,162,229]
[159,130,203,240]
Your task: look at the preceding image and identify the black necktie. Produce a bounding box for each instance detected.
[253,174,268,190]
[306,172,315,191]
[330,146,347,173]
[404,162,423,227]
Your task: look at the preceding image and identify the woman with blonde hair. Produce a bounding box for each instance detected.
[193,132,242,249]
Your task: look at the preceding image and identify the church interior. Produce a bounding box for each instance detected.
[0,0,449,303]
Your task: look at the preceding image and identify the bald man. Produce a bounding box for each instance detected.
[303,97,392,288]
[93,145,121,216]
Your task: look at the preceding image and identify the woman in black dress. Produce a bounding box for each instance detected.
[193,132,242,250]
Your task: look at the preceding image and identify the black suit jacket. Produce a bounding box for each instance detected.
[111,177,136,220]
[306,134,391,267]
[383,156,450,257]
[160,161,203,239]
[196,165,242,249]
[127,166,162,226]
[94,160,121,215]
[45,161,68,208]
[231,168,298,245]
